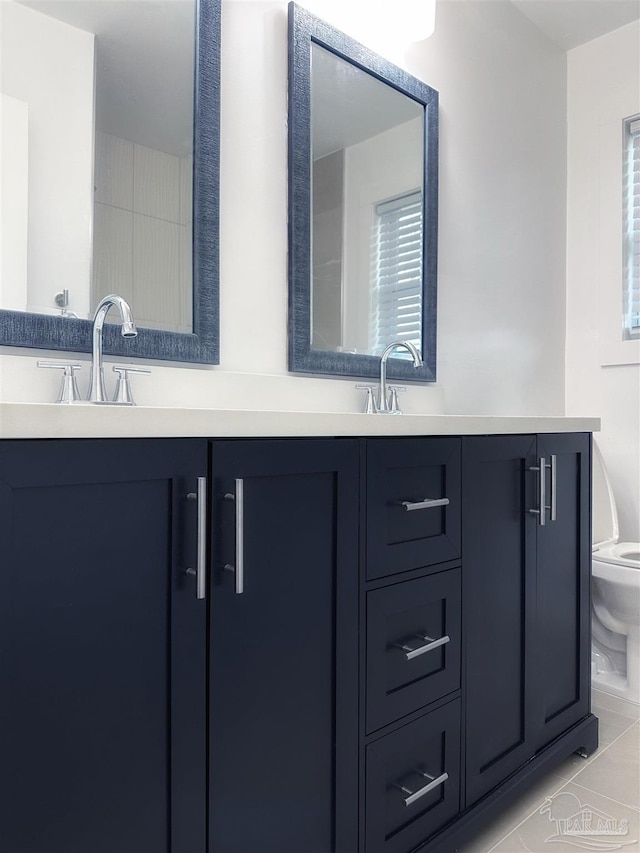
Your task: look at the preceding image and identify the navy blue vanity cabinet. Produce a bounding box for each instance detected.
[208,439,359,853]
[0,439,208,853]
[462,433,593,808]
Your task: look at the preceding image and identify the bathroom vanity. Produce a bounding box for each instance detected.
[0,408,599,853]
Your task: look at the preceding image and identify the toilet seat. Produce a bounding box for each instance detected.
[593,542,640,569]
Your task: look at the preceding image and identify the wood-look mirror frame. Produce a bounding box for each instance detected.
[288,1,439,382]
[0,0,220,364]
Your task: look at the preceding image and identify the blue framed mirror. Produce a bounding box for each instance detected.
[0,0,219,364]
[288,2,438,382]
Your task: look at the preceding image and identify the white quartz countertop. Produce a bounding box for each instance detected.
[0,402,601,439]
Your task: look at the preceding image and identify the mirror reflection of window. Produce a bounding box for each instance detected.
[624,115,640,340]
[310,43,424,358]
[370,189,423,356]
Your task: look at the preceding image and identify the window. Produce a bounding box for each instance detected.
[370,190,423,355]
[624,115,640,339]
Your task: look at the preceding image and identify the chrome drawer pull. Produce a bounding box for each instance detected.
[398,634,450,660]
[396,770,449,807]
[549,454,557,522]
[223,479,244,594]
[401,497,450,512]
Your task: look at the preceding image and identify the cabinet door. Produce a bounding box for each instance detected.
[0,439,208,853]
[462,435,538,807]
[209,439,359,853]
[534,433,591,749]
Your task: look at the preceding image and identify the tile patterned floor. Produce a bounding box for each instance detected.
[458,690,640,852]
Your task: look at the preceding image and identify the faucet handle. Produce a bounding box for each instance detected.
[112,365,150,406]
[355,384,378,414]
[388,385,407,414]
[37,361,83,404]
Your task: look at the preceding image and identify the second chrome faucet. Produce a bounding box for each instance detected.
[356,340,424,414]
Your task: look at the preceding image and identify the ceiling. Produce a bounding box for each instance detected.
[18,0,194,156]
[509,0,640,50]
[14,0,640,158]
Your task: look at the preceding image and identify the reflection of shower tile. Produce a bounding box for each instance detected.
[180,156,193,226]
[92,203,134,305]
[180,224,193,333]
[94,133,133,211]
[133,145,180,222]
[133,214,181,330]
[312,207,343,265]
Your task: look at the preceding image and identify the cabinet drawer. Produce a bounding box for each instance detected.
[365,700,461,853]
[367,569,461,733]
[366,438,461,579]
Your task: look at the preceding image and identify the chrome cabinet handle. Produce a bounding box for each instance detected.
[529,457,546,526]
[224,479,244,594]
[529,456,557,525]
[401,497,450,512]
[186,477,207,600]
[395,770,449,807]
[397,634,450,660]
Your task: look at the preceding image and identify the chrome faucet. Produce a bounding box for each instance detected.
[376,340,423,414]
[88,294,137,402]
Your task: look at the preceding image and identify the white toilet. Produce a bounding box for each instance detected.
[591,443,640,704]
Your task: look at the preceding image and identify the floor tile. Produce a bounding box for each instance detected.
[555,706,638,781]
[455,773,566,852]
[569,723,640,811]
[592,689,640,722]
[490,781,640,852]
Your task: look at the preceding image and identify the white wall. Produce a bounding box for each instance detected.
[0,1,95,318]
[566,21,640,541]
[406,0,567,415]
[0,0,568,417]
